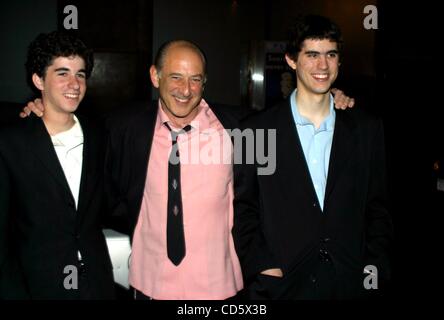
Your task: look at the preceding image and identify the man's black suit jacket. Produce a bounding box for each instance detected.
[0,115,115,299]
[233,99,393,299]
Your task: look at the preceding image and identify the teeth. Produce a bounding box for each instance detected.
[313,74,328,79]
[64,93,79,99]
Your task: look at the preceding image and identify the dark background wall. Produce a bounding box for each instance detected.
[0,0,380,108]
[0,0,57,103]
[0,0,441,300]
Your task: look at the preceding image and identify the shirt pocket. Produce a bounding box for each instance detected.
[182,162,232,197]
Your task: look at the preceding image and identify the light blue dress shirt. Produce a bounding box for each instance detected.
[290,89,336,211]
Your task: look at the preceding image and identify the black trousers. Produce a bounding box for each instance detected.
[247,261,370,300]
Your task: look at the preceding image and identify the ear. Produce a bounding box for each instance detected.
[149,65,160,88]
[285,54,297,70]
[32,73,44,91]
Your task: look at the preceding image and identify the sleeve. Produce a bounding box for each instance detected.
[0,152,10,276]
[232,121,279,284]
[364,118,394,282]
[0,147,31,299]
[103,119,131,235]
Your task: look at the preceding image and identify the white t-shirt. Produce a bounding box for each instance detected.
[50,115,83,209]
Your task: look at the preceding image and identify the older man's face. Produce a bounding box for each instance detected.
[151,45,205,126]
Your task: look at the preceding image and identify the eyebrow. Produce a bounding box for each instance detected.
[304,50,339,55]
[54,67,86,73]
[168,72,183,77]
[168,72,203,78]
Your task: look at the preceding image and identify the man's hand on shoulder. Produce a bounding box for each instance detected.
[332,88,355,110]
[19,98,44,118]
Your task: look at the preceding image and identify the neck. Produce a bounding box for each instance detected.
[168,116,191,129]
[161,105,199,129]
[295,89,331,129]
[42,108,75,136]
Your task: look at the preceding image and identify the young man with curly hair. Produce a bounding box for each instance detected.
[0,31,115,299]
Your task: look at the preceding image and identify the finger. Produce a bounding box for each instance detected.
[335,97,347,109]
[340,97,350,109]
[29,103,43,117]
[35,98,44,112]
[19,106,31,118]
[348,98,355,108]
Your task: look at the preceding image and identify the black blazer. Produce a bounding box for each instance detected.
[233,99,393,299]
[0,115,115,299]
[104,101,244,240]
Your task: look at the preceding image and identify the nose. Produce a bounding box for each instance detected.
[68,75,80,89]
[178,78,192,97]
[318,55,328,70]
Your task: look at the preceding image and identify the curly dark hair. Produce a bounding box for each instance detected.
[25,31,94,87]
[286,15,343,61]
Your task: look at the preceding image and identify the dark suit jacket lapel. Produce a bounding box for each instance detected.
[27,115,74,202]
[276,101,319,206]
[76,115,100,220]
[324,110,357,206]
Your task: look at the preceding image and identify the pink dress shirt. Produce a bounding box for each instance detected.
[129,99,243,299]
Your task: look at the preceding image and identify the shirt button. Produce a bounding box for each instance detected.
[312,159,318,164]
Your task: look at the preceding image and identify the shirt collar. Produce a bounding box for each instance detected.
[156,98,212,133]
[290,89,336,131]
[51,115,83,147]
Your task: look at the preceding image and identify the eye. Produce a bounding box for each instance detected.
[76,73,86,79]
[307,53,318,58]
[327,52,338,58]
[57,72,68,76]
[170,75,182,81]
[191,77,203,84]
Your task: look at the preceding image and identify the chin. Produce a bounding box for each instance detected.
[173,111,193,119]
[172,106,198,118]
[313,87,331,94]
[63,105,80,113]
